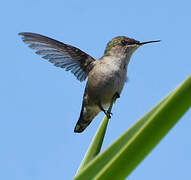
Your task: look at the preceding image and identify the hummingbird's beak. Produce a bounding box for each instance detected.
[139,40,161,45]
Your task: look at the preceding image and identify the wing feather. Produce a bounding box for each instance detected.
[19,32,95,82]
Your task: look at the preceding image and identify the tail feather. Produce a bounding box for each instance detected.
[74,104,100,133]
[74,118,92,133]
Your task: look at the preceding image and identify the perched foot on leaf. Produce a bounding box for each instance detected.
[106,111,112,119]
[98,103,112,119]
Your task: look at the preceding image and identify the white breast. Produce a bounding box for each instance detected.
[101,56,127,92]
[88,55,131,106]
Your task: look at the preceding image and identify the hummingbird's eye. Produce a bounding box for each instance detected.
[121,39,128,46]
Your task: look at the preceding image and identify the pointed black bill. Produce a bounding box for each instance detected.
[139,40,161,45]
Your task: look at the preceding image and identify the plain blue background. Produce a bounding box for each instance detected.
[0,0,191,179]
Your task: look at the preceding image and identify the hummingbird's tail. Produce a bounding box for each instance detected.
[74,118,92,133]
[74,104,100,133]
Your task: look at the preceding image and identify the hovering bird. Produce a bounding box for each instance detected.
[19,32,160,133]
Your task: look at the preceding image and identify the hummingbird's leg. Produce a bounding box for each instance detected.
[104,92,120,117]
[98,92,120,118]
[98,103,112,119]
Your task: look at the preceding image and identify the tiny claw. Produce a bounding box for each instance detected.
[106,111,113,119]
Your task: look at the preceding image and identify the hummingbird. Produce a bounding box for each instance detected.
[18,32,160,133]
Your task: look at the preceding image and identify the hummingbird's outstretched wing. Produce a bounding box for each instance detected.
[19,32,95,82]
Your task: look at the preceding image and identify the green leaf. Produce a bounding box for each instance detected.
[73,74,191,180]
[76,96,116,173]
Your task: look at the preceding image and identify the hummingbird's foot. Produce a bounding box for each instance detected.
[106,111,112,119]
[102,108,113,119]
[102,109,112,119]
[98,103,112,119]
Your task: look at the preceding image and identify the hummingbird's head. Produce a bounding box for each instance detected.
[104,36,160,57]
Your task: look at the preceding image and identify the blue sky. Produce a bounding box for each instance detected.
[0,0,191,179]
